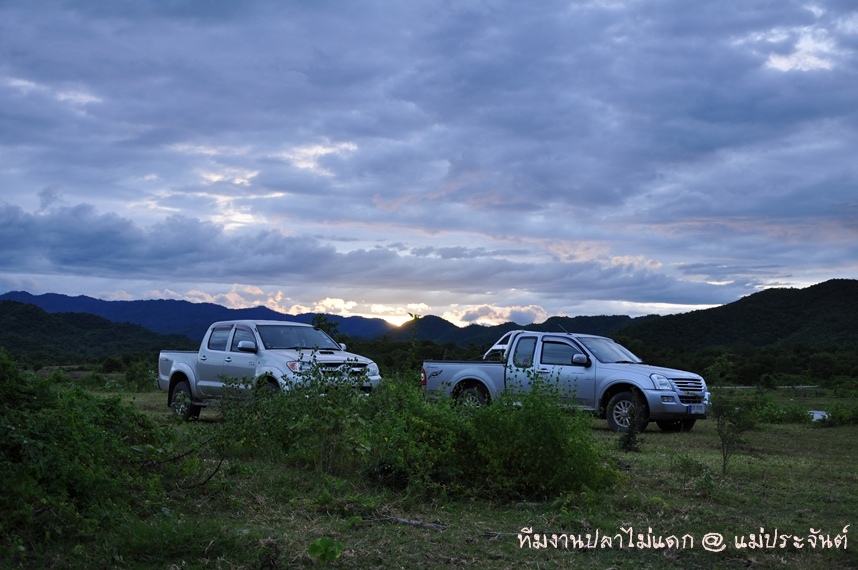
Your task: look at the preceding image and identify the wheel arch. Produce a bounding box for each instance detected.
[451,378,492,404]
[599,382,646,419]
[259,367,288,390]
[168,371,190,399]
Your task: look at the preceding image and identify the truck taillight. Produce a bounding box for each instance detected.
[420,368,426,386]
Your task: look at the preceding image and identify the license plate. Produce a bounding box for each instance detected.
[688,404,705,415]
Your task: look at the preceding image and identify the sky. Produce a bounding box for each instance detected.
[1,1,857,327]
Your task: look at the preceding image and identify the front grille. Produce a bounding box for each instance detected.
[672,378,704,404]
[319,362,367,377]
[679,394,704,404]
[672,378,703,392]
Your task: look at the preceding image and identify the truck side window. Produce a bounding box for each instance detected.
[512,337,537,368]
[230,327,255,352]
[541,341,583,365]
[207,326,232,352]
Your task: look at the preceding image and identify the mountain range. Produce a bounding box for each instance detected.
[2,278,857,350]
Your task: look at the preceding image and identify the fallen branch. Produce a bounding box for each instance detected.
[483,530,519,538]
[364,516,447,531]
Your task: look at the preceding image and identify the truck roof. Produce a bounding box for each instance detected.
[210,319,314,328]
[483,329,612,359]
[499,329,611,341]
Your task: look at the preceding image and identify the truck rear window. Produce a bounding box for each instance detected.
[207,327,232,352]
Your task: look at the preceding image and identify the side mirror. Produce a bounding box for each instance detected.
[572,353,589,366]
[237,340,258,353]
[339,343,347,351]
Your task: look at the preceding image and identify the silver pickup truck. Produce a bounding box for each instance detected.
[158,319,381,420]
[421,330,709,432]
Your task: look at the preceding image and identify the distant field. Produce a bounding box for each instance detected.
[120,386,857,569]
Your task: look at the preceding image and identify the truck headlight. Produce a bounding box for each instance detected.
[650,373,672,390]
[367,362,380,377]
[286,361,311,373]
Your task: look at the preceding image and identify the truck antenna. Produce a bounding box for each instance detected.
[558,323,569,333]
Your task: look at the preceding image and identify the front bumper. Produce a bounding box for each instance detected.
[643,389,710,420]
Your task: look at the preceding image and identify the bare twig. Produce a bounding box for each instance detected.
[364,516,447,531]
[141,436,215,467]
[177,455,226,490]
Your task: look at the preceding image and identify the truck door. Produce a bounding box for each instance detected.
[197,324,232,397]
[536,337,596,409]
[504,335,539,393]
[223,325,259,390]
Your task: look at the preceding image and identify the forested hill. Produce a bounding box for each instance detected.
[617,279,858,351]
[389,314,648,346]
[1,279,856,353]
[0,291,396,341]
[0,301,197,363]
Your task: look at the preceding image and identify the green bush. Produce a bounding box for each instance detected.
[361,374,472,494]
[124,360,157,392]
[217,370,618,501]
[0,349,193,565]
[818,400,858,427]
[467,380,617,499]
[749,394,813,424]
[218,364,371,474]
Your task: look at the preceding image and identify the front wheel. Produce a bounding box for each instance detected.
[170,380,201,421]
[605,391,649,432]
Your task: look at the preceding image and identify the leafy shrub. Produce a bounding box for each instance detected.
[361,374,472,494]
[218,362,371,474]
[217,370,617,501]
[124,360,157,392]
[749,395,813,424]
[817,400,858,427]
[0,349,192,565]
[466,380,617,499]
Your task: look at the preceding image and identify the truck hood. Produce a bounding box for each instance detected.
[268,348,374,365]
[598,362,704,382]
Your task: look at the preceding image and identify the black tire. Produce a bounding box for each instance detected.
[656,419,696,433]
[170,380,201,421]
[255,377,280,395]
[456,386,488,407]
[606,391,649,432]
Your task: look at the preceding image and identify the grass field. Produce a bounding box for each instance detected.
[115,387,858,570]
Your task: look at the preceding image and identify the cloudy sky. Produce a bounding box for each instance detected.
[1,1,856,326]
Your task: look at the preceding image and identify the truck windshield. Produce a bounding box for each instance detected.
[257,325,341,351]
[578,337,642,364]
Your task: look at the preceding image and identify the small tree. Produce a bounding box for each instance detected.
[710,390,757,475]
[617,392,644,452]
[312,313,342,341]
[703,353,735,386]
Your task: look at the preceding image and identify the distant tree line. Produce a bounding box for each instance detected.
[3,299,858,391]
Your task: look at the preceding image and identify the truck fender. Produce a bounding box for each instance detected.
[169,362,198,398]
[259,367,290,391]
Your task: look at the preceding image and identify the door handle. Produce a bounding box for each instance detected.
[224,357,232,363]
[199,355,207,361]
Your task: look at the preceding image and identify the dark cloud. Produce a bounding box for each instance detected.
[1,0,856,323]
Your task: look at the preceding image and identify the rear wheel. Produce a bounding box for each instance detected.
[656,419,696,432]
[170,380,201,421]
[606,391,649,432]
[456,386,488,407]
